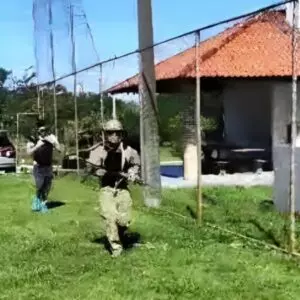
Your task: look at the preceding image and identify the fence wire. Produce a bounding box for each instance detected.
[12,0,298,255]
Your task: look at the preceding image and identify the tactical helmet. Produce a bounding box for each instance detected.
[103,119,123,131]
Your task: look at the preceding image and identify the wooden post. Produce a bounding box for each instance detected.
[195,30,203,224]
[139,92,145,181]
[289,0,298,254]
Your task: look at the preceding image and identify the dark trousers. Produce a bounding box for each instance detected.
[33,165,53,201]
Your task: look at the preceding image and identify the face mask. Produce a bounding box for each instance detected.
[106,131,122,145]
[38,127,47,138]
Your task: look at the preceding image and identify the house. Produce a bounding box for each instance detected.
[106,4,300,181]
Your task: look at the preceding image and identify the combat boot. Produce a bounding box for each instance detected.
[111,245,123,258]
[118,225,128,246]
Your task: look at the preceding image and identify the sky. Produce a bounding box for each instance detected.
[0,0,285,93]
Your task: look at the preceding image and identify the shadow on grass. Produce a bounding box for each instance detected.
[92,231,142,254]
[186,194,218,219]
[247,219,281,247]
[186,206,197,220]
[259,199,275,212]
[46,200,66,210]
[186,200,282,248]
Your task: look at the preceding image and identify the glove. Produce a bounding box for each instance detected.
[36,139,44,148]
[43,134,57,145]
[95,168,106,177]
[127,169,139,182]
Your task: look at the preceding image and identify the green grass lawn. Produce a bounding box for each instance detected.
[1,175,300,299]
[160,146,181,162]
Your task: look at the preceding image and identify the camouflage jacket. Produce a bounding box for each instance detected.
[86,142,141,186]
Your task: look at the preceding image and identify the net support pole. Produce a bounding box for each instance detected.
[16,113,20,171]
[139,92,145,182]
[195,30,203,225]
[53,84,58,137]
[137,0,161,207]
[289,0,298,254]
[42,89,45,119]
[112,96,117,119]
[70,4,80,175]
[36,85,41,118]
[99,64,105,142]
[48,0,57,136]
[33,0,41,120]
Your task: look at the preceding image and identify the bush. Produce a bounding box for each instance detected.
[167,114,219,156]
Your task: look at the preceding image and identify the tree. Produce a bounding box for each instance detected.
[0,68,13,129]
[0,67,11,88]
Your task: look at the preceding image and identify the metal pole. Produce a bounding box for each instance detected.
[112,96,116,119]
[139,91,145,181]
[41,89,45,119]
[137,0,161,207]
[289,0,298,254]
[99,64,105,142]
[36,81,41,117]
[99,64,104,122]
[70,4,80,175]
[195,30,203,225]
[48,0,57,136]
[16,113,19,171]
[53,85,58,137]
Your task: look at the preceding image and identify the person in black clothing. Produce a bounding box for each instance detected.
[26,119,61,212]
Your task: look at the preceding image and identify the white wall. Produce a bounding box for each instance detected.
[271,81,300,212]
[272,81,300,145]
[222,80,272,148]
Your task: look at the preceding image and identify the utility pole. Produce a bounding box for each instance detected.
[137,0,161,207]
[112,96,116,119]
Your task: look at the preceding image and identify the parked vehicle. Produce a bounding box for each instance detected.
[0,130,16,171]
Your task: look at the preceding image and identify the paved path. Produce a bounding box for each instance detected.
[161,172,274,188]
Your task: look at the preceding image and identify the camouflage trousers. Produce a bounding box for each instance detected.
[99,186,132,255]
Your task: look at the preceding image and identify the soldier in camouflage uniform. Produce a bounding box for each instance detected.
[86,119,141,257]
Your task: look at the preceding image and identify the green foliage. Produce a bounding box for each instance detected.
[167,113,183,155]
[166,112,218,156]
[201,115,218,132]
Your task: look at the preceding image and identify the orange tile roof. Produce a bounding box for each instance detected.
[107,10,300,94]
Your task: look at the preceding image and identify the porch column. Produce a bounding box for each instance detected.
[182,96,198,181]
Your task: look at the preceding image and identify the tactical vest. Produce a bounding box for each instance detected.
[101,150,129,189]
[33,141,54,166]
